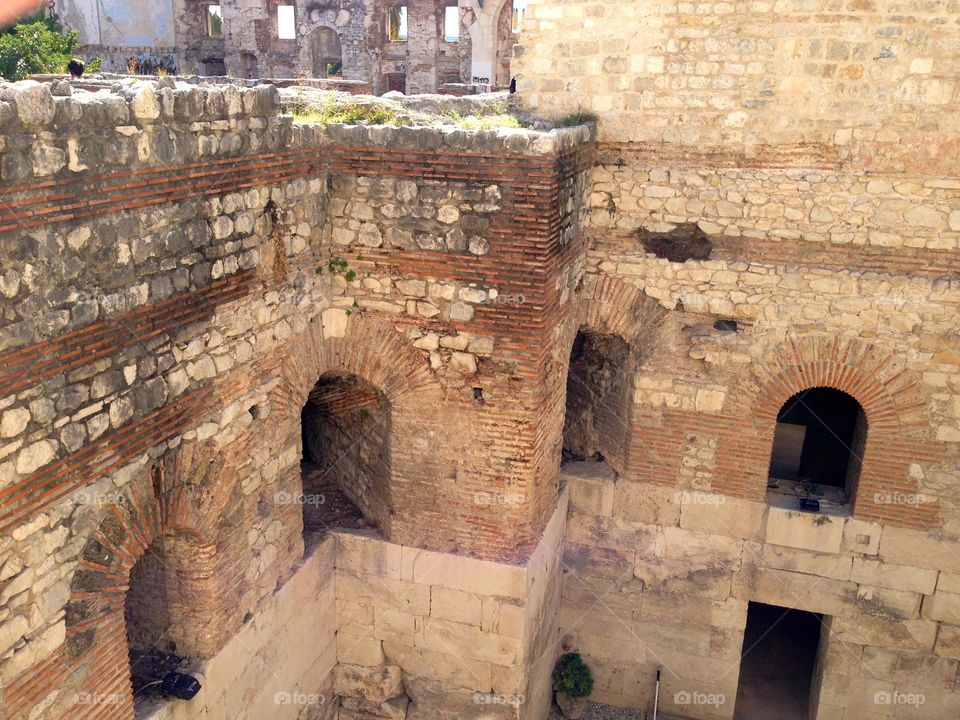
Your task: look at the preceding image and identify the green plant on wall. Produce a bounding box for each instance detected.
[0,13,101,81]
[553,652,594,698]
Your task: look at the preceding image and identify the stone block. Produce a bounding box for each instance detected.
[841,518,881,556]
[431,586,482,626]
[855,585,922,620]
[337,631,385,666]
[400,546,525,600]
[762,545,853,581]
[659,526,743,566]
[374,606,416,645]
[334,663,403,702]
[749,567,857,616]
[613,480,680,526]
[335,570,431,616]
[920,591,960,625]
[831,613,937,652]
[339,696,409,720]
[382,640,492,692]
[678,491,765,541]
[567,475,615,517]
[933,623,960,660]
[418,617,521,665]
[335,530,402,579]
[633,556,732,600]
[879,526,960,572]
[859,646,958,690]
[480,597,524,639]
[850,558,937,595]
[765,507,844,554]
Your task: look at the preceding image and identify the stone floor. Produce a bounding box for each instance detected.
[548,702,647,720]
[301,462,366,550]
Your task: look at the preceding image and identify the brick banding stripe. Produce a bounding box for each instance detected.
[0,270,254,398]
[0,385,211,535]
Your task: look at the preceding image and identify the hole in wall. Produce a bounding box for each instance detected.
[713,319,738,332]
[638,224,714,263]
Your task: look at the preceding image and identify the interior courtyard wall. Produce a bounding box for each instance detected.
[0,77,590,719]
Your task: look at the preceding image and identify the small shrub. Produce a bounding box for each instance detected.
[561,112,599,127]
[0,13,101,81]
[552,653,594,698]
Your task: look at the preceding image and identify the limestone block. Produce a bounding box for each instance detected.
[859,646,958,690]
[480,597,525,639]
[678,491,765,541]
[762,545,853,581]
[841,518,881,556]
[633,556,732,600]
[335,531,401,579]
[659,526,743,566]
[337,631,385,666]
[815,673,894,714]
[339,696,409,720]
[849,558,937,595]
[431,586,482,626]
[855,585,922,620]
[374,606,416,645]
[921,591,960,625]
[613,480,680,527]
[831,613,937,652]
[418,617,521,665]
[334,663,403,702]
[879,526,960,572]
[749,567,856,616]
[335,570,431,616]
[321,307,349,339]
[765,507,844,554]
[400,546,525,600]
[939,573,960,594]
[567,475,615,517]
[934,623,960,660]
[382,640,492,692]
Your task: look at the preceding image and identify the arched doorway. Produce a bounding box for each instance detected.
[310,27,343,78]
[562,328,633,473]
[300,372,390,545]
[767,387,866,506]
[494,0,515,87]
[240,52,259,79]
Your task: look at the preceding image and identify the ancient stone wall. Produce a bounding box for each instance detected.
[0,77,591,719]
[560,462,960,718]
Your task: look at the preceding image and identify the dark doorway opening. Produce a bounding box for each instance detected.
[562,329,632,469]
[734,602,822,720]
[299,372,390,548]
[768,387,865,505]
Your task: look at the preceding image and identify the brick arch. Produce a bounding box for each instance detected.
[270,311,441,429]
[56,448,222,720]
[719,335,944,527]
[554,275,670,477]
[266,311,442,540]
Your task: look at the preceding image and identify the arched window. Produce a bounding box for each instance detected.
[768,388,866,507]
[310,27,342,77]
[300,372,390,546]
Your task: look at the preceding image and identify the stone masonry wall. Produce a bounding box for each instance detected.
[0,77,591,719]
[515,0,959,167]
[561,462,960,719]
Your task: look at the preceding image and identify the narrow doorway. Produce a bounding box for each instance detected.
[734,602,822,720]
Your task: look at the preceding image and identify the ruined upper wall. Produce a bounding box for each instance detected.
[514,0,960,175]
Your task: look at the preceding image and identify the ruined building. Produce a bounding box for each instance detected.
[1,0,960,719]
[51,0,523,93]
